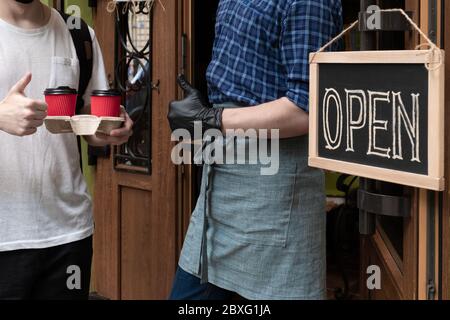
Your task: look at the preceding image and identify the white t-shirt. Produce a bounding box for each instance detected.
[0,8,108,251]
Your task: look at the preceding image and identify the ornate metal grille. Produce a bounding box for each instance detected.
[113,1,153,174]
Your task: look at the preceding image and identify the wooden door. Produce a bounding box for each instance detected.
[91,0,181,300]
[442,0,450,301]
[360,0,448,300]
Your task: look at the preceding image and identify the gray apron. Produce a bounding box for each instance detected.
[178,103,326,300]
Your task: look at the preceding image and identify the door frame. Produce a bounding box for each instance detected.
[442,0,450,301]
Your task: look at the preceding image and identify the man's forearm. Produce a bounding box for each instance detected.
[221,97,309,138]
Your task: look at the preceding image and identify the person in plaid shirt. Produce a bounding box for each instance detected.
[168,0,342,300]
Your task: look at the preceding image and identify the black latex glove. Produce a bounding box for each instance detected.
[168,75,223,136]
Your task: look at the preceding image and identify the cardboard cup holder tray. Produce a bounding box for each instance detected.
[45,115,125,135]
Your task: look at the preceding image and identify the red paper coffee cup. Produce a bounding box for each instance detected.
[44,86,78,117]
[91,89,122,117]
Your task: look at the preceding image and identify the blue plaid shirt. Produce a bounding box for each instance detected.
[207,0,343,112]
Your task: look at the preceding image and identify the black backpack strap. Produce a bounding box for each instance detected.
[59,10,110,167]
[58,10,95,171]
[58,10,93,114]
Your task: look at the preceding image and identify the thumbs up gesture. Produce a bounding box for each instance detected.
[168,75,223,136]
[0,73,48,136]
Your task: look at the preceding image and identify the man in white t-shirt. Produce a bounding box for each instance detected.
[0,0,133,299]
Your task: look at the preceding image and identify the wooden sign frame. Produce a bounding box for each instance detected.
[308,50,445,191]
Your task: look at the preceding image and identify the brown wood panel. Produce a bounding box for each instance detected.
[93,158,120,298]
[92,0,120,299]
[116,171,152,191]
[405,0,421,49]
[177,0,196,259]
[120,187,154,299]
[443,0,450,301]
[420,0,429,43]
[359,236,370,299]
[417,1,444,300]
[372,230,404,298]
[402,0,420,300]
[415,0,447,301]
[403,188,418,299]
[368,239,402,300]
[147,0,179,297]
[435,2,443,299]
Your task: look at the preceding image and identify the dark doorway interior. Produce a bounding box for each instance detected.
[193,0,220,95]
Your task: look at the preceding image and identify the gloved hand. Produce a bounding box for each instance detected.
[168,75,223,136]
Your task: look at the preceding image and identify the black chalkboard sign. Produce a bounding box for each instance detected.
[318,63,428,174]
[309,51,445,191]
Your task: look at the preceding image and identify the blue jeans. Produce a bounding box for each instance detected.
[169,267,235,300]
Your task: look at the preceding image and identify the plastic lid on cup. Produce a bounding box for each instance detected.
[44,86,78,96]
[92,89,121,97]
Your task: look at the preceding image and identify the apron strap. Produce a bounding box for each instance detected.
[200,163,214,284]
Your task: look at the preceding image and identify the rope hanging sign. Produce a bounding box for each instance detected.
[310,9,443,71]
[307,8,446,191]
